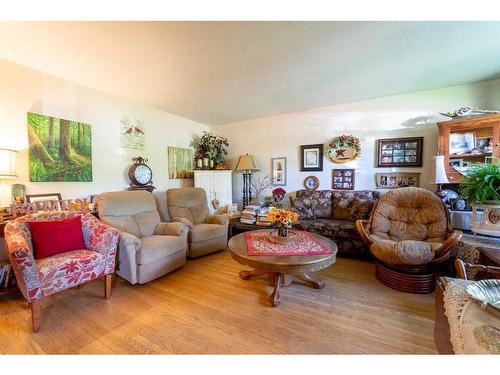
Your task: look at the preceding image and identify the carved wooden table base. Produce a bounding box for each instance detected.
[239,269,325,307]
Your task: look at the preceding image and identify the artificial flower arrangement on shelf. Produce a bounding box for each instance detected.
[191,131,229,170]
[271,187,287,208]
[267,207,299,239]
[326,134,361,163]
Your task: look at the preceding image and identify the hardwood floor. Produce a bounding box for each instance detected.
[0,251,437,354]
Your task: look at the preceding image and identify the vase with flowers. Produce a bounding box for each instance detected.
[271,187,286,208]
[267,207,299,238]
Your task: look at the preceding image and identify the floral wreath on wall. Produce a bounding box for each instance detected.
[326,134,361,163]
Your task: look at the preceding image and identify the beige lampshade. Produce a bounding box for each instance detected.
[0,148,17,179]
[434,154,449,184]
[235,153,259,172]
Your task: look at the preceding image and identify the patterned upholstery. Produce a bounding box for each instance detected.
[295,190,333,218]
[331,190,380,221]
[4,211,120,302]
[294,219,359,239]
[291,190,380,257]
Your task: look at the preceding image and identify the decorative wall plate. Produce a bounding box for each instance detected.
[304,176,319,191]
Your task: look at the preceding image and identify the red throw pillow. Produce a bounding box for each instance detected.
[29,216,86,259]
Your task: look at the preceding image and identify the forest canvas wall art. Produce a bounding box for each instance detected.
[121,116,145,149]
[168,146,194,179]
[28,112,93,182]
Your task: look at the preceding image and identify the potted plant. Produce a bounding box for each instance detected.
[460,162,500,237]
[267,207,299,238]
[191,132,229,169]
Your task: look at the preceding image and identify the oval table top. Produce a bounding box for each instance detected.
[228,230,338,274]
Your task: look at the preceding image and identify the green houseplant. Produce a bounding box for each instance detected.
[459,162,500,237]
[459,162,500,204]
[191,131,229,169]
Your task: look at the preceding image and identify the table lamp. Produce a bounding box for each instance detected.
[234,154,259,208]
[0,148,18,207]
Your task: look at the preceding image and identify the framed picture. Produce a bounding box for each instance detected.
[271,157,286,186]
[304,175,319,191]
[449,133,475,155]
[375,137,423,167]
[449,159,463,168]
[476,137,492,152]
[121,115,145,150]
[375,173,420,189]
[300,144,323,171]
[332,169,355,190]
[28,112,92,182]
[26,193,63,210]
[167,146,194,179]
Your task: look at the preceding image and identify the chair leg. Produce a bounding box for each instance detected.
[31,300,41,333]
[104,274,112,299]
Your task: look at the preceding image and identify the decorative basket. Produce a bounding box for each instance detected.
[268,230,298,245]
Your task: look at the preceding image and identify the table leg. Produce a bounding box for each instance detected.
[239,268,268,280]
[294,273,325,289]
[270,272,282,307]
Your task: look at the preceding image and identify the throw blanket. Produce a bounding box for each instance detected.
[444,278,500,354]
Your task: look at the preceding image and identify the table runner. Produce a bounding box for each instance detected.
[245,230,333,256]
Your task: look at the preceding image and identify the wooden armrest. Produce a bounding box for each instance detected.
[433,230,463,263]
[355,219,372,246]
[455,259,500,280]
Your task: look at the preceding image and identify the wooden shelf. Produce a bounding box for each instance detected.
[449,153,492,159]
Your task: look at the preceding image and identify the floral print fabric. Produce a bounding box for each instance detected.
[5,211,120,302]
[294,190,333,219]
[331,190,380,221]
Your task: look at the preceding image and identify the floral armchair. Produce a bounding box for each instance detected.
[5,211,120,332]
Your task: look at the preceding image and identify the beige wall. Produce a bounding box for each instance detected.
[215,78,500,207]
[0,58,209,219]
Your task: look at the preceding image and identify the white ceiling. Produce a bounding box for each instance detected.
[1,21,500,125]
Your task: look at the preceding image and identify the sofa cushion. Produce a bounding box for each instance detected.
[137,235,186,265]
[167,188,209,224]
[291,195,315,220]
[293,219,359,239]
[369,235,442,265]
[101,215,141,238]
[295,190,333,218]
[29,216,86,259]
[134,211,161,237]
[331,190,379,221]
[191,223,227,242]
[37,249,105,296]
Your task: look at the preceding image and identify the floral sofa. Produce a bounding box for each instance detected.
[291,190,381,257]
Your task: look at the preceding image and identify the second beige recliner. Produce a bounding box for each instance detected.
[167,188,229,258]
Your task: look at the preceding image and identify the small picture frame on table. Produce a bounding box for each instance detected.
[300,144,323,171]
[332,169,355,190]
[376,137,423,167]
[271,157,287,186]
[26,193,63,210]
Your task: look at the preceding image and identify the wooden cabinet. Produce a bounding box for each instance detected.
[194,170,233,213]
[437,114,500,183]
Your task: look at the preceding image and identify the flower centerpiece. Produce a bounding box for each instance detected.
[191,131,229,169]
[271,187,286,208]
[267,207,299,238]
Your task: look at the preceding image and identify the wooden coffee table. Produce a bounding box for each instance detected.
[227,230,337,307]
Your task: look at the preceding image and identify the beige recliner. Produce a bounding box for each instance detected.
[95,190,189,284]
[166,188,229,258]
